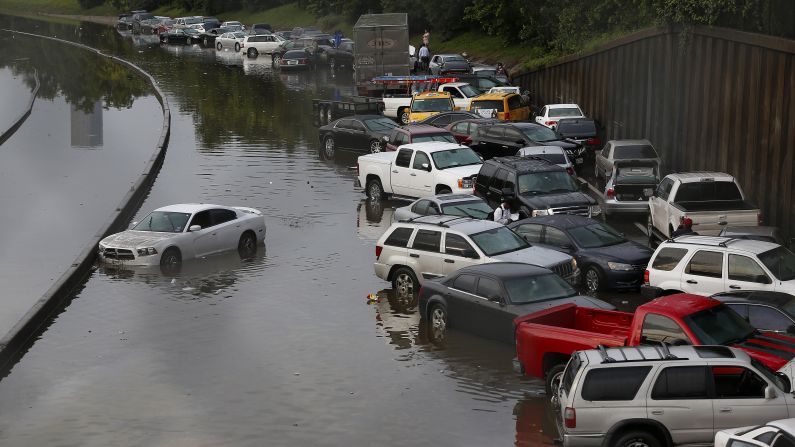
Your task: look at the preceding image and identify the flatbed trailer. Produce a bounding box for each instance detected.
[312,96,384,125]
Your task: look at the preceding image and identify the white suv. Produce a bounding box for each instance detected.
[374,215,578,294]
[642,235,795,297]
[241,33,284,57]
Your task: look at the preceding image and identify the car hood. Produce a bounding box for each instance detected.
[510,295,615,314]
[100,230,175,248]
[733,331,795,372]
[436,164,482,178]
[518,191,595,208]
[581,241,653,264]
[492,246,571,268]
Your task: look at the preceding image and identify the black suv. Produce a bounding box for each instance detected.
[474,156,599,218]
[469,122,581,159]
[130,11,155,34]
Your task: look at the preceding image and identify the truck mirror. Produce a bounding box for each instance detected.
[765,386,778,400]
[421,163,431,172]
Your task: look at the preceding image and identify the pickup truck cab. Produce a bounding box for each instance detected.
[382,83,470,125]
[648,172,761,239]
[408,91,455,123]
[356,142,482,200]
[438,82,480,110]
[514,293,795,394]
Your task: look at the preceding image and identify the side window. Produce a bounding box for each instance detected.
[727,303,749,320]
[711,366,766,399]
[686,250,724,278]
[651,247,688,271]
[485,126,504,139]
[581,366,652,401]
[427,202,440,214]
[189,210,212,229]
[504,129,524,143]
[476,163,498,191]
[445,233,475,257]
[514,224,543,243]
[507,95,522,110]
[657,178,674,200]
[412,151,431,170]
[349,120,365,132]
[651,366,708,399]
[384,227,414,247]
[452,122,468,133]
[396,148,413,168]
[468,123,479,136]
[397,133,409,145]
[773,435,795,447]
[452,274,477,293]
[544,227,572,248]
[540,106,547,117]
[476,277,503,300]
[748,305,792,332]
[210,209,237,225]
[335,119,352,130]
[728,254,770,284]
[489,169,506,190]
[411,229,441,252]
[412,200,430,215]
[640,314,692,345]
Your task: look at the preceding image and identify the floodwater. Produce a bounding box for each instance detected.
[0,66,33,130]
[0,15,648,446]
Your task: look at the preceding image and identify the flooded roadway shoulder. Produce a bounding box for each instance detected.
[0,30,171,371]
[0,64,39,146]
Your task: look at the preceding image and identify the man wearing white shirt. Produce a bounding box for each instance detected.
[418,44,430,74]
[493,198,513,225]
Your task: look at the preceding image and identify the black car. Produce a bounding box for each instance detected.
[470,122,581,159]
[318,115,399,158]
[198,27,233,47]
[316,41,354,68]
[159,28,201,45]
[508,215,653,292]
[556,118,601,165]
[117,14,133,31]
[414,111,481,128]
[418,262,613,343]
[474,156,597,220]
[131,12,155,34]
[251,23,273,34]
[712,291,795,334]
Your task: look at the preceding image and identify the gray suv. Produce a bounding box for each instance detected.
[555,345,795,447]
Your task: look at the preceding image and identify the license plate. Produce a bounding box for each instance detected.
[288,60,297,65]
[643,188,653,197]
[575,157,584,164]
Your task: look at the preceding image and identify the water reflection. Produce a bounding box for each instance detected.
[513,396,559,446]
[70,101,102,148]
[356,199,396,242]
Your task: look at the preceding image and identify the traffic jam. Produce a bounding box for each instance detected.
[107,10,795,447]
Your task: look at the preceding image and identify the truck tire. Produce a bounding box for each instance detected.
[398,108,410,125]
[366,178,386,200]
[247,48,258,58]
[436,186,452,195]
[545,364,566,397]
[613,430,663,447]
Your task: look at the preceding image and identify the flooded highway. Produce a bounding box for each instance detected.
[0,15,648,446]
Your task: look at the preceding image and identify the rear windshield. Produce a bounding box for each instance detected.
[411,98,453,112]
[614,145,657,159]
[284,50,308,57]
[364,117,398,132]
[683,305,756,345]
[556,120,596,136]
[615,165,658,183]
[183,17,201,24]
[470,100,504,112]
[581,366,652,401]
[759,246,795,281]
[549,107,582,117]
[504,273,576,304]
[674,181,743,202]
[651,247,688,271]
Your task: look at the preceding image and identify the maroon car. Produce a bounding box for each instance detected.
[383,124,457,152]
[446,118,496,146]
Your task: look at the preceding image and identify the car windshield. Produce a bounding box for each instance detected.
[549,107,582,117]
[521,125,561,142]
[476,69,496,77]
[556,120,596,136]
[505,273,577,304]
[470,100,504,112]
[517,171,578,195]
[431,147,482,170]
[614,145,657,159]
[132,211,191,233]
[470,226,529,256]
[759,246,795,281]
[233,32,246,38]
[441,200,492,219]
[459,84,480,97]
[567,223,625,248]
[683,304,756,345]
[411,98,453,112]
[184,28,199,35]
[414,134,456,144]
[364,117,398,132]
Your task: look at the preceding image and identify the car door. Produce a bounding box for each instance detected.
[473,276,515,343]
[391,148,414,194]
[650,177,674,234]
[407,229,445,281]
[446,273,479,331]
[485,168,507,206]
[727,254,776,292]
[500,128,526,156]
[209,208,240,253]
[646,365,715,445]
[333,119,354,150]
[187,210,218,257]
[348,119,370,151]
[710,365,789,433]
[441,232,481,275]
[406,150,434,198]
[263,35,278,53]
[681,250,726,295]
[474,125,505,157]
[538,226,576,256]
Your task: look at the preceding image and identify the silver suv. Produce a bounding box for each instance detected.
[555,345,795,447]
[374,215,578,295]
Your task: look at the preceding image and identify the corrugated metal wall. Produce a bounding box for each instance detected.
[513,26,795,239]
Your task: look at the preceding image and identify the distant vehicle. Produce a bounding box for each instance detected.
[508,215,653,291]
[201,18,220,32]
[353,13,410,84]
[437,82,481,110]
[393,193,492,221]
[445,118,496,145]
[174,16,202,28]
[419,262,612,343]
[382,82,479,125]
[602,159,660,216]
[279,49,315,69]
[198,26,233,48]
[429,54,472,75]
[534,103,585,130]
[516,145,575,175]
[241,34,285,58]
[250,23,273,34]
[117,14,133,31]
[469,122,581,159]
[454,74,510,94]
[383,124,457,152]
[712,290,795,334]
[139,17,172,35]
[468,92,530,122]
[221,21,246,32]
[159,28,201,45]
[595,139,660,183]
[472,65,509,83]
[648,172,761,239]
[554,117,601,160]
[413,111,480,128]
[98,204,266,271]
[130,11,155,33]
[318,115,398,157]
[216,31,247,52]
[719,226,786,245]
[408,92,455,123]
[716,418,795,447]
[271,38,320,65]
[355,142,482,200]
[642,236,795,297]
[316,40,354,68]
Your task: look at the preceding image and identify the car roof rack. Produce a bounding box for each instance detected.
[596,345,616,363]
[665,236,743,247]
[434,216,471,227]
[657,342,680,360]
[594,344,686,364]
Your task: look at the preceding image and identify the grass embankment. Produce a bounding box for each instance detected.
[0,0,115,17]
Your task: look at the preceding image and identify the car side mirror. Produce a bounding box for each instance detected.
[776,372,792,393]
[765,386,778,400]
[129,221,138,229]
[189,225,202,232]
[421,163,431,172]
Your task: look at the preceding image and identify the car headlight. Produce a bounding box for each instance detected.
[589,205,602,216]
[571,258,578,271]
[136,247,158,256]
[532,209,551,217]
[457,178,473,189]
[607,262,633,271]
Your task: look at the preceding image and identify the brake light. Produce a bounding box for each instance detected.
[545,120,557,126]
[566,167,575,176]
[564,407,576,428]
[644,269,650,285]
[585,137,601,147]
[504,112,510,120]
[606,188,615,198]
[758,212,763,225]
[375,245,383,259]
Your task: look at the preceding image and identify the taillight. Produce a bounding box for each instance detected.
[585,137,601,147]
[564,407,576,428]
[758,212,763,225]
[545,120,557,126]
[644,269,650,285]
[606,188,615,198]
[463,137,471,145]
[504,112,510,120]
[566,167,575,176]
[375,245,383,259]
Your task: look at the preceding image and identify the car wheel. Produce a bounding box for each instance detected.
[159,247,181,274]
[428,303,448,343]
[545,364,566,397]
[613,430,662,447]
[247,48,258,58]
[234,42,241,52]
[369,139,382,154]
[238,232,257,258]
[366,178,385,200]
[392,267,419,298]
[437,187,452,195]
[164,36,169,44]
[272,53,281,65]
[398,108,410,125]
[584,266,604,292]
[216,42,222,50]
[323,136,335,159]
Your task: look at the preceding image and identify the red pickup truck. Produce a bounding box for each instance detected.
[514,293,795,393]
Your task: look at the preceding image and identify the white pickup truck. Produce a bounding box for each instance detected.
[356,142,482,200]
[382,83,478,124]
[648,172,761,239]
